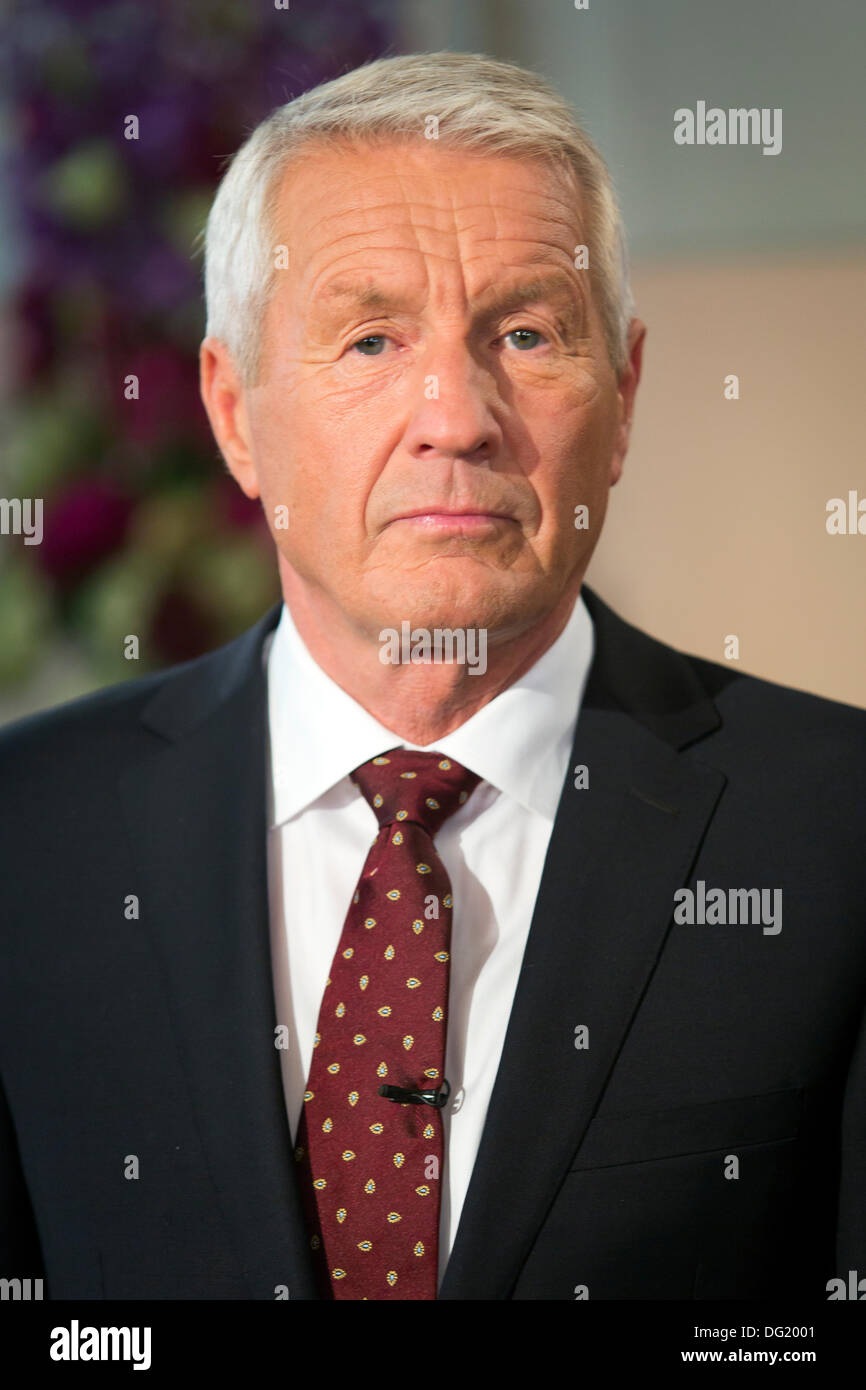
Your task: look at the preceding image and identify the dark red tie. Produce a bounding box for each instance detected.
[293,748,481,1299]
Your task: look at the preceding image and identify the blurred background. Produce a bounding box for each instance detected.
[1,0,864,721]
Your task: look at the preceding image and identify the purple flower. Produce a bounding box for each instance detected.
[119,344,209,447]
[36,478,134,587]
[149,584,218,663]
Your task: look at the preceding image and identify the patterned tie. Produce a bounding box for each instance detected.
[293,747,481,1300]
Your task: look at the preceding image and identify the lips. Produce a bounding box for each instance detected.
[390,507,513,523]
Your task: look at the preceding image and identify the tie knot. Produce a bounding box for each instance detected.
[351,747,480,836]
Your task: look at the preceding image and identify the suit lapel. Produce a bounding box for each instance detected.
[438,588,728,1299]
[117,602,320,1299]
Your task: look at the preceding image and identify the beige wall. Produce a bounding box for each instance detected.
[586,254,866,709]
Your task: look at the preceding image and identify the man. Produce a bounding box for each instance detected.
[1,52,864,1302]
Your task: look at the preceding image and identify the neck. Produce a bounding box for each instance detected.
[278,571,582,746]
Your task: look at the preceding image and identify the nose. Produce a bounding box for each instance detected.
[402,338,503,467]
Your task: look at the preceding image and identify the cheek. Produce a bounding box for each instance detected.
[518,393,618,544]
[527,392,613,490]
[251,382,362,526]
[511,351,612,443]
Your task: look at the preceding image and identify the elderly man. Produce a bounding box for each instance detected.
[0,52,864,1303]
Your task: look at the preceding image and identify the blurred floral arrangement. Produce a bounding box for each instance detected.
[0,0,390,689]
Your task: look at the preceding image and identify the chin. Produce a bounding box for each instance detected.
[373,580,546,644]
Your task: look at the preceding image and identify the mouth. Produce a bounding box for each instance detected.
[388,508,516,533]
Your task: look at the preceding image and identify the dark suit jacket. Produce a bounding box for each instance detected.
[1,586,864,1300]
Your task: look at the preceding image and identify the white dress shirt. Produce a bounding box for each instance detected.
[263,595,594,1289]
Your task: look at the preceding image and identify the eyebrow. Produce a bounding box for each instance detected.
[318,281,394,313]
[313,271,584,337]
[474,273,584,337]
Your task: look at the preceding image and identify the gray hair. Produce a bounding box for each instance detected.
[201,51,635,385]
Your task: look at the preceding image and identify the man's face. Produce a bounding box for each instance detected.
[206,139,642,645]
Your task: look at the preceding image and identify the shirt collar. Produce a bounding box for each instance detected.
[265,594,594,829]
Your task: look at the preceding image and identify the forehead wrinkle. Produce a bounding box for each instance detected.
[281,160,445,235]
[298,204,454,311]
[287,206,430,278]
[293,166,587,330]
[454,187,580,223]
[282,145,584,240]
[293,175,582,290]
[304,196,453,232]
[296,185,490,250]
[302,216,497,313]
[459,234,587,307]
[299,194,576,291]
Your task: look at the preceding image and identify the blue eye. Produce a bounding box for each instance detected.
[352,335,387,355]
[505,328,543,350]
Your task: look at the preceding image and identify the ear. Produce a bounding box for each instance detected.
[609,317,646,487]
[199,336,260,499]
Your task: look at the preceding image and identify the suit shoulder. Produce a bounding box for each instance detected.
[589,590,866,767]
[0,647,218,772]
[671,648,866,789]
[0,599,279,785]
[686,648,866,734]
